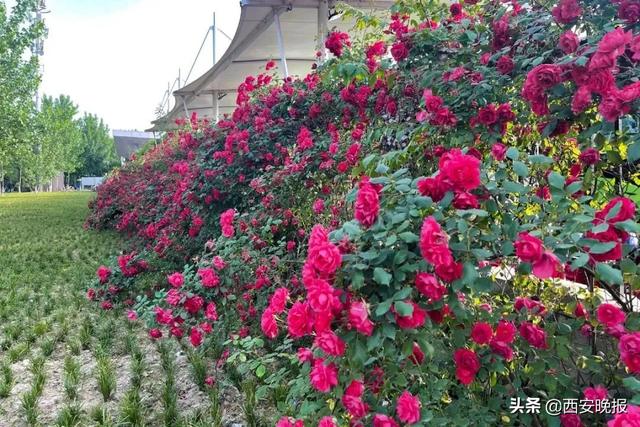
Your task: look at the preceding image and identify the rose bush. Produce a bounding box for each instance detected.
[86,0,640,424]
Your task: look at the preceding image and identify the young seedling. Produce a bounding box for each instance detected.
[186,349,207,391]
[159,342,178,426]
[0,362,13,398]
[119,387,144,426]
[55,403,84,426]
[63,355,81,400]
[95,356,116,401]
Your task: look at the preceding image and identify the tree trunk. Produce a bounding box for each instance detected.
[18,167,22,193]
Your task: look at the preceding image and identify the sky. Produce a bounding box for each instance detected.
[8,0,241,131]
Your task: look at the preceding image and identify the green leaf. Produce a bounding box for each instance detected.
[255,365,266,378]
[375,299,393,316]
[503,180,527,194]
[373,267,392,285]
[624,377,640,392]
[596,263,623,286]
[528,154,553,164]
[506,147,519,160]
[629,141,640,163]
[513,161,529,177]
[399,232,419,243]
[570,253,589,269]
[616,220,640,234]
[586,241,617,254]
[394,300,414,317]
[548,172,565,189]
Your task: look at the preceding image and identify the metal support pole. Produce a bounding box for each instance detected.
[212,12,217,65]
[274,11,289,78]
[212,90,219,123]
[317,0,328,62]
[182,96,189,118]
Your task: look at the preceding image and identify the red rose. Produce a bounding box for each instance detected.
[471,322,493,345]
[496,55,514,75]
[519,321,548,349]
[184,295,204,314]
[453,348,480,385]
[489,340,514,361]
[609,405,640,426]
[619,333,640,373]
[586,228,623,262]
[373,414,399,427]
[453,192,479,209]
[514,232,544,262]
[261,308,278,339]
[571,86,592,114]
[619,0,640,23]
[97,266,111,283]
[149,328,162,339]
[391,41,409,61]
[583,385,608,401]
[314,330,346,357]
[309,242,342,276]
[596,303,626,327]
[596,197,636,224]
[423,91,444,113]
[190,327,203,347]
[349,301,374,336]
[396,391,421,424]
[355,178,381,228]
[559,30,579,54]
[552,0,582,24]
[414,272,446,302]
[419,216,452,266]
[318,417,338,427]
[310,358,338,392]
[495,320,517,343]
[579,147,600,166]
[167,272,184,288]
[477,104,498,125]
[450,2,463,17]
[435,261,463,283]
[287,301,313,337]
[394,301,427,329]
[491,143,508,161]
[559,414,583,427]
[439,149,482,191]
[269,288,289,313]
[528,64,563,89]
[325,31,351,57]
[306,278,335,314]
[417,175,451,202]
[532,250,563,279]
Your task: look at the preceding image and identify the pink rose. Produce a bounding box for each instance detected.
[396,391,421,424]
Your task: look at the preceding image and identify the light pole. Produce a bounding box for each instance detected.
[31,0,49,192]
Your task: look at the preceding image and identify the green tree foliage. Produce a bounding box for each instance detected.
[0,0,45,192]
[31,94,82,187]
[73,113,118,179]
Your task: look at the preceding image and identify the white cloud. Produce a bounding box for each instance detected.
[35,0,240,130]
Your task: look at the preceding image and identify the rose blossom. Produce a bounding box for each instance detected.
[309,358,338,392]
[596,303,626,327]
[454,348,480,385]
[396,391,421,424]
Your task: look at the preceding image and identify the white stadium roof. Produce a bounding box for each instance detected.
[148,0,394,131]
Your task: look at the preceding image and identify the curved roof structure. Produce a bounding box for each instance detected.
[148,0,394,131]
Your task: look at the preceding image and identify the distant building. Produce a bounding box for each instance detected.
[79,176,104,190]
[113,130,155,164]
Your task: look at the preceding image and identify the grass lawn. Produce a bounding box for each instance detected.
[0,192,229,426]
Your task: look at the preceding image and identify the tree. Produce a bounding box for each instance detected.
[73,113,118,180]
[31,94,82,189]
[0,0,45,193]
